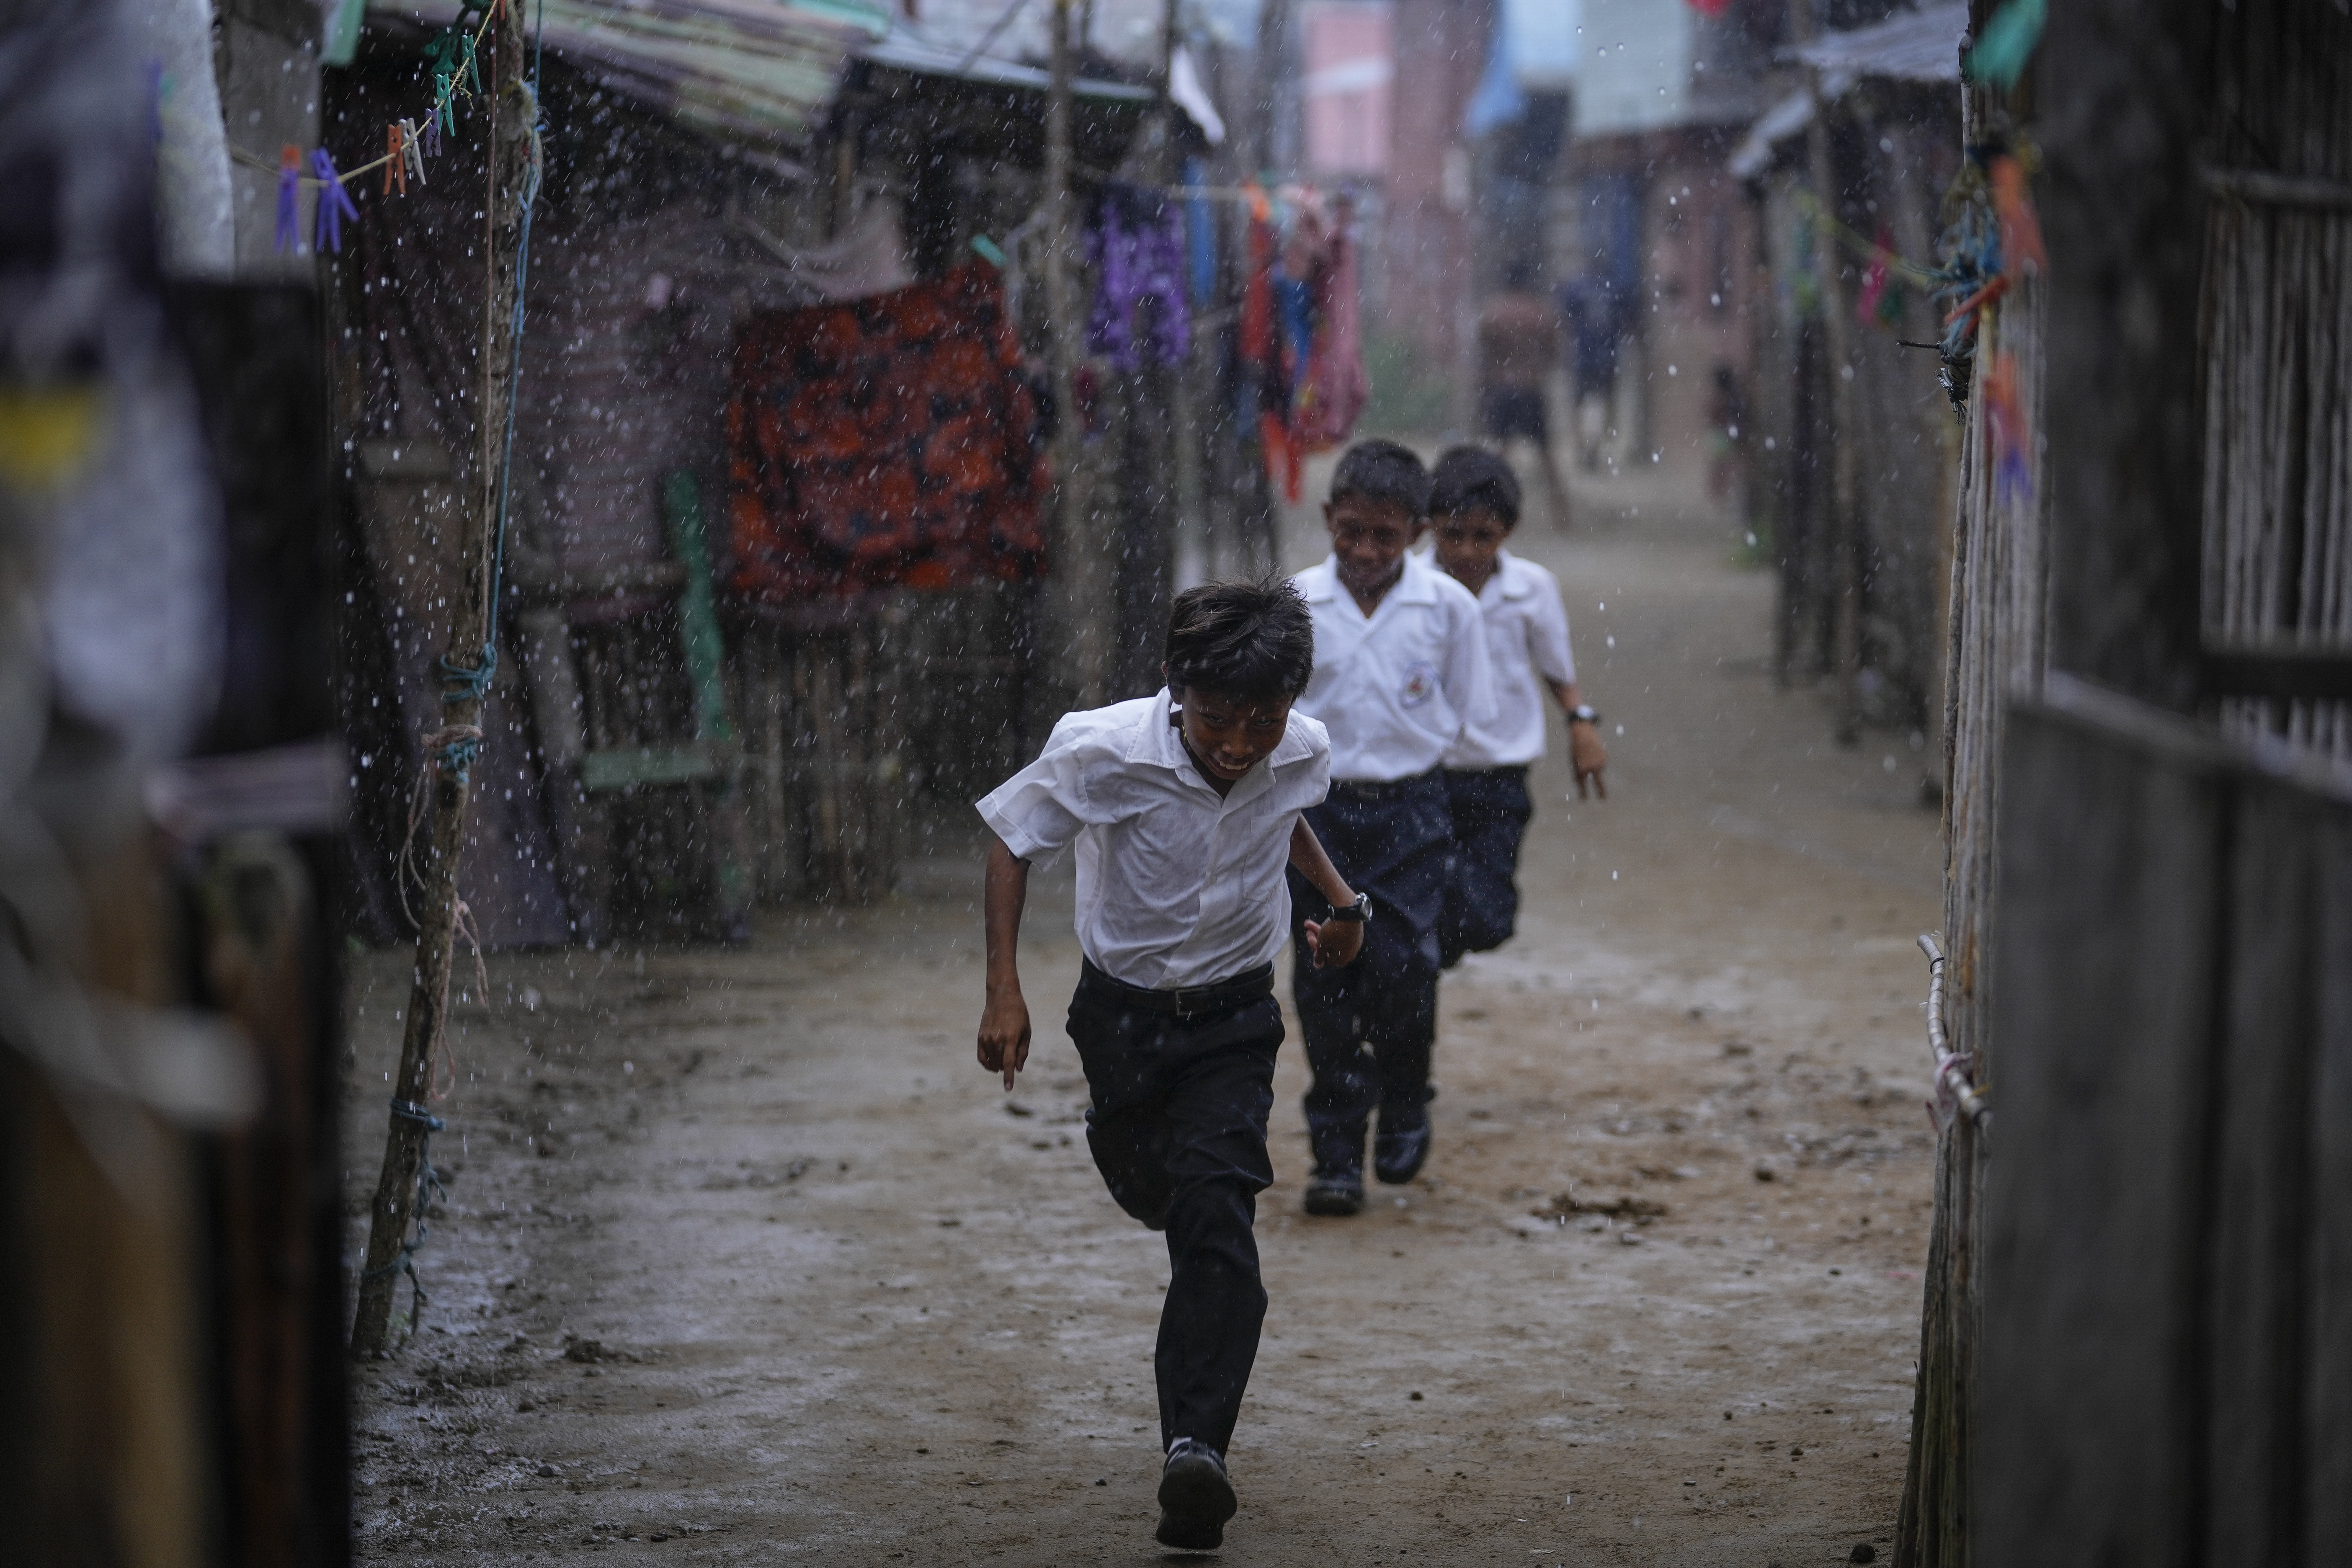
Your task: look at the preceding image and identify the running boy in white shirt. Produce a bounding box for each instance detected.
[1288,440,1494,1217]
[1427,446,1607,967]
[974,578,1365,1553]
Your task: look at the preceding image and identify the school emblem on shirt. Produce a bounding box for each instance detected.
[1399,660,1439,707]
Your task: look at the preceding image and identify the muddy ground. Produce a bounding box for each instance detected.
[343,469,1947,1566]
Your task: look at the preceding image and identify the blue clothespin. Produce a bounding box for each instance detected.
[312,148,360,253]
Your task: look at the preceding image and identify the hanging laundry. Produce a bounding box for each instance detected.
[1295,194,1369,450]
[1183,157,1217,306]
[726,263,1047,601]
[1239,181,1275,370]
[1086,183,1190,373]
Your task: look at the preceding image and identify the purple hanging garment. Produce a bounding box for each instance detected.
[1086,184,1191,373]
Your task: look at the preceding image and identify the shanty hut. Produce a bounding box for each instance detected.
[330,1,1163,944]
[1731,1,1967,748]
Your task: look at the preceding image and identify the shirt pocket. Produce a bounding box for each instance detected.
[1103,802,1210,916]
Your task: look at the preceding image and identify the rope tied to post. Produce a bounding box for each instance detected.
[361,1098,449,1341]
[1916,934,1990,1132]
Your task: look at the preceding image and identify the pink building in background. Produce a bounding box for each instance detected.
[1303,2,1393,177]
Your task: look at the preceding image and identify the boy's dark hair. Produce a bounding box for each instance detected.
[1429,446,1522,528]
[1328,438,1432,517]
[1163,576,1316,701]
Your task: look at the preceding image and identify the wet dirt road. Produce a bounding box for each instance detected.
[344,472,1946,1566]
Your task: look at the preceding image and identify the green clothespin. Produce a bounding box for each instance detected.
[970,234,1008,269]
[1964,0,2045,90]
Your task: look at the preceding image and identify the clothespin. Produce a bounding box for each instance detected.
[275,143,301,253]
[420,112,442,160]
[1991,156,2045,281]
[401,118,428,187]
[426,30,462,133]
[385,122,405,196]
[312,147,360,254]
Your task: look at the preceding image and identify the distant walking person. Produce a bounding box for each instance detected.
[973,579,1364,1553]
[1477,260,1575,531]
[1558,273,1625,472]
[1426,446,1607,970]
[1288,440,1493,1216]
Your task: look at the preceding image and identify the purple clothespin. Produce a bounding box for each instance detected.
[312,147,360,253]
[275,143,301,253]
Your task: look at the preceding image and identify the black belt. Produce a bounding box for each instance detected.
[1326,767,1444,802]
[1079,959,1276,1018]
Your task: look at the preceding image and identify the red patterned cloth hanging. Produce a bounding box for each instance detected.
[727,263,1047,600]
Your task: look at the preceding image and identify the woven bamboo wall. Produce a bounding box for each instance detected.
[2199,8,2352,759]
[1896,264,2048,1568]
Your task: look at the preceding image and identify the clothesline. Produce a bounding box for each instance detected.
[227,0,504,192]
[1788,186,1941,286]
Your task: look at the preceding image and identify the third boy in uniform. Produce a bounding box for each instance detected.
[1287,440,1493,1216]
[1426,446,1607,969]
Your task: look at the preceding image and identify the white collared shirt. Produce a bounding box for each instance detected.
[1290,551,1495,782]
[1443,547,1577,769]
[975,689,1332,990]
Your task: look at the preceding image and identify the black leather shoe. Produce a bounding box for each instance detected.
[1155,1438,1238,1551]
[1302,1168,1364,1216]
[1374,1113,1431,1185]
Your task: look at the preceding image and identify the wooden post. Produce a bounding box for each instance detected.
[1164,0,1209,597]
[1043,0,1109,707]
[350,4,531,1358]
[1795,0,1866,743]
[1806,6,1862,743]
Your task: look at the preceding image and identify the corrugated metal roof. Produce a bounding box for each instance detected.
[856,31,1157,103]
[1787,2,1968,86]
[366,0,891,146]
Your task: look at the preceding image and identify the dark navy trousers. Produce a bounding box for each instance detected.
[1068,978,1282,1455]
[1439,765,1534,968]
[1288,772,1451,1173]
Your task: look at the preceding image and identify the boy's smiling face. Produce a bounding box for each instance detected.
[1431,505,1512,583]
[1169,686,1294,786]
[1323,495,1423,598]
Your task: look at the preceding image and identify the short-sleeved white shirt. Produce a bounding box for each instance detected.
[1290,551,1496,782]
[975,689,1332,990]
[1443,547,1578,769]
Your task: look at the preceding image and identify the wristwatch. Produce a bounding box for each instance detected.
[1326,892,1372,923]
[1568,705,1602,726]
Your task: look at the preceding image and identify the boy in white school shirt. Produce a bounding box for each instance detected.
[973,578,1365,1553]
[1427,446,1607,967]
[1287,440,1495,1218]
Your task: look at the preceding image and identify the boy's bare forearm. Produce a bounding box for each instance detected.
[1549,678,1583,713]
[983,838,1030,993]
[1288,818,1356,908]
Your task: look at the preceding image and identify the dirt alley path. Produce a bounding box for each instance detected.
[345,472,1948,1566]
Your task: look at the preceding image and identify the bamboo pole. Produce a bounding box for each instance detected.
[1043,0,1109,707]
[351,4,531,1358]
[1795,0,1866,743]
[1164,0,1209,596]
